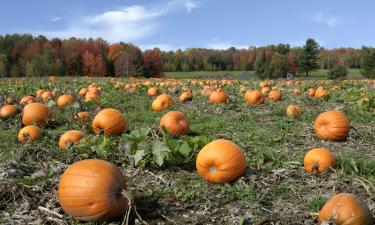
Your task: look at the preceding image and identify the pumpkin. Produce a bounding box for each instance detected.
[261,87,270,95]
[271,86,278,91]
[259,80,269,88]
[304,148,336,173]
[85,90,99,102]
[179,91,192,103]
[331,85,341,91]
[160,111,190,137]
[18,125,41,144]
[20,96,36,105]
[41,91,53,102]
[148,87,159,97]
[0,105,19,119]
[293,88,302,94]
[152,94,173,112]
[92,108,126,135]
[36,89,45,97]
[315,86,329,98]
[318,193,374,225]
[57,95,75,108]
[314,111,350,141]
[244,90,264,105]
[268,90,282,101]
[59,130,85,149]
[239,86,247,93]
[22,103,52,126]
[307,88,316,97]
[79,88,88,96]
[196,139,247,183]
[209,90,228,104]
[286,105,301,118]
[76,111,90,121]
[6,97,14,104]
[58,159,128,222]
[285,80,293,87]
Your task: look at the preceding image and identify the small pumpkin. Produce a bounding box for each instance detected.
[314,111,350,141]
[268,90,282,101]
[196,139,247,184]
[57,95,75,108]
[20,96,36,105]
[259,80,269,88]
[209,90,228,104]
[36,89,45,97]
[6,97,14,104]
[92,108,126,135]
[58,159,128,222]
[22,103,52,126]
[152,94,173,112]
[307,88,316,97]
[76,111,90,121]
[18,125,41,144]
[244,90,264,105]
[318,193,374,225]
[85,90,99,102]
[304,148,336,173]
[286,105,301,118]
[59,130,85,149]
[293,88,302,95]
[148,87,159,97]
[315,86,329,98]
[260,87,270,95]
[160,111,190,137]
[179,91,192,103]
[79,88,88,96]
[41,91,53,102]
[0,105,19,119]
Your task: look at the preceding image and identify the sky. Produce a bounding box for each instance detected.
[1,0,375,50]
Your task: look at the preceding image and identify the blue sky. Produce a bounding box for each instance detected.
[1,0,375,50]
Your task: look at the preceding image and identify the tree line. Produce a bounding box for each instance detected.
[0,34,375,78]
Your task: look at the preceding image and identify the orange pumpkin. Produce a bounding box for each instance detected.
[244,90,264,105]
[36,89,45,97]
[179,91,192,103]
[41,91,53,102]
[259,80,269,88]
[268,90,282,101]
[196,139,247,183]
[92,108,126,135]
[318,193,374,225]
[76,111,90,121]
[314,111,350,141]
[209,90,228,104]
[331,85,341,91]
[152,94,173,112]
[315,86,329,98]
[261,87,270,95]
[148,87,159,97]
[57,95,75,108]
[22,103,52,126]
[286,105,301,118]
[58,159,128,222]
[285,80,293,87]
[18,125,41,144]
[85,90,99,102]
[160,111,190,137]
[6,97,14,104]
[304,148,336,173]
[293,88,302,95]
[0,105,19,119]
[307,88,316,97]
[59,130,85,149]
[20,96,36,105]
[79,88,88,96]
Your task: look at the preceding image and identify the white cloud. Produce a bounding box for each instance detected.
[205,40,248,50]
[51,17,62,22]
[33,0,199,43]
[311,11,338,28]
[139,44,185,51]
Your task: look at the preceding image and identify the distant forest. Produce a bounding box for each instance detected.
[0,34,375,78]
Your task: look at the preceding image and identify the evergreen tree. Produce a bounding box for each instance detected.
[360,47,375,78]
[0,53,8,77]
[297,38,320,76]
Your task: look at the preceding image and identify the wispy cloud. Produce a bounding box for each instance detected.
[32,0,199,42]
[310,11,338,28]
[139,43,185,51]
[205,40,248,50]
[51,17,62,22]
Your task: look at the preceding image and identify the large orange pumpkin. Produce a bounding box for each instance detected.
[314,111,350,141]
[92,108,126,135]
[196,139,247,183]
[59,130,85,149]
[318,193,374,225]
[57,95,75,108]
[22,103,52,126]
[152,94,173,112]
[244,90,264,105]
[303,148,336,173]
[268,90,282,101]
[58,159,128,222]
[160,111,190,137]
[209,90,228,104]
[18,125,41,144]
[0,105,19,119]
[286,105,301,118]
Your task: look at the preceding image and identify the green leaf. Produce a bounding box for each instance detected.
[152,141,171,166]
[133,150,146,165]
[47,100,56,108]
[178,141,192,158]
[124,127,150,142]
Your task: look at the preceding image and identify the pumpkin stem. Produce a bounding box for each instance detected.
[120,189,148,225]
[312,163,319,173]
[209,166,217,174]
[23,132,31,143]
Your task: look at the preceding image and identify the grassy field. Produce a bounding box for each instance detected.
[165,69,363,79]
[0,77,374,224]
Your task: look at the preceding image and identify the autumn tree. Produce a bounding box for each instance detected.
[0,53,8,77]
[142,49,164,77]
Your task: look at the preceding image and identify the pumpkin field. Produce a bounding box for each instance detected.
[0,76,375,225]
